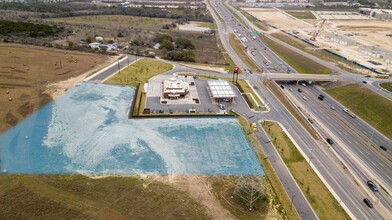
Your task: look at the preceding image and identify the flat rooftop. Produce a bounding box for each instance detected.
[207,80,237,98]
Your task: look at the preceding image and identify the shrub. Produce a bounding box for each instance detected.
[175,37,194,50]
[160,40,174,51]
[154,34,172,43]
[165,51,195,62]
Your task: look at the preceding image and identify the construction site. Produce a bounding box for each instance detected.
[242,7,392,74]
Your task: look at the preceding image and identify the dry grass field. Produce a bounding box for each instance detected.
[0,44,109,134]
[0,174,281,220]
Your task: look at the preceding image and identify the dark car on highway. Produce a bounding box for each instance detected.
[308,118,314,124]
[380,146,387,151]
[363,198,373,208]
[318,94,325,100]
[298,88,302,93]
[362,81,367,84]
[367,180,378,191]
[326,138,334,145]
[280,85,284,89]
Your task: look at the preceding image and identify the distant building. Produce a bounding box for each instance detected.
[89,43,101,49]
[359,45,392,64]
[95,36,104,42]
[162,78,189,99]
[322,32,357,46]
[359,8,392,20]
[322,0,349,6]
[153,43,160,49]
[207,80,237,103]
[89,42,119,51]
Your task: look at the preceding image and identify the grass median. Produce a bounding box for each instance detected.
[261,121,350,220]
[242,12,269,31]
[234,112,300,220]
[326,83,392,140]
[271,33,365,74]
[260,35,332,74]
[265,81,319,140]
[208,0,223,23]
[380,82,392,92]
[237,79,266,111]
[229,34,261,72]
[223,0,249,29]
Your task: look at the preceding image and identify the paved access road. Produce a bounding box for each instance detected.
[87,55,137,82]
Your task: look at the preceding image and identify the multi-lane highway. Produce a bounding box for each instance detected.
[208,0,391,219]
[279,81,392,209]
[85,1,392,218]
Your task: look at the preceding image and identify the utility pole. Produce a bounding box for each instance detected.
[118,59,120,74]
[370,121,381,145]
[307,148,316,172]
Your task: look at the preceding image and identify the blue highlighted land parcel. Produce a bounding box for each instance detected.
[0,82,264,175]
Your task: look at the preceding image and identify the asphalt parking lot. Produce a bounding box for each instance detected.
[145,78,243,114]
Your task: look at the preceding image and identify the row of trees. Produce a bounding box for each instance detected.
[153,34,195,62]
[0,2,213,22]
[0,20,64,37]
[165,51,195,62]
[154,34,195,51]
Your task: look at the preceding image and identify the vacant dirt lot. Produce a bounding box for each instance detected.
[241,7,315,31]
[242,7,392,72]
[0,44,111,134]
[326,20,392,51]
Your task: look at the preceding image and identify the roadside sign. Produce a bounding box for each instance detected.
[234,66,239,73]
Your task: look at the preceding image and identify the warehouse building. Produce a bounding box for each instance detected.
[323,32,357,46]
[359,45,392,64]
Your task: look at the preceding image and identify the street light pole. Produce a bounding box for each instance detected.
[307,148,315,172]
[290,194,296,210]
[370,121,381,145]
[117,59,120,74]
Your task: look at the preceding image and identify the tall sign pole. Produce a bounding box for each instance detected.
[233,66,239,84]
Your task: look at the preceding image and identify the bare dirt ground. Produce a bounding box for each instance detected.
[241,7,315,31]
[154,175,236,220]
[242,7,392,73]
[328,20,392,51]
[0,44,112,134]
[85,174,282,220]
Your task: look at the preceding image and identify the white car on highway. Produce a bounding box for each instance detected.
[303,96,307,100]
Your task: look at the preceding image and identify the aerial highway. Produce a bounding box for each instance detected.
[86,1,392,218]
[208,0,391,218]
[278,81,392,210]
